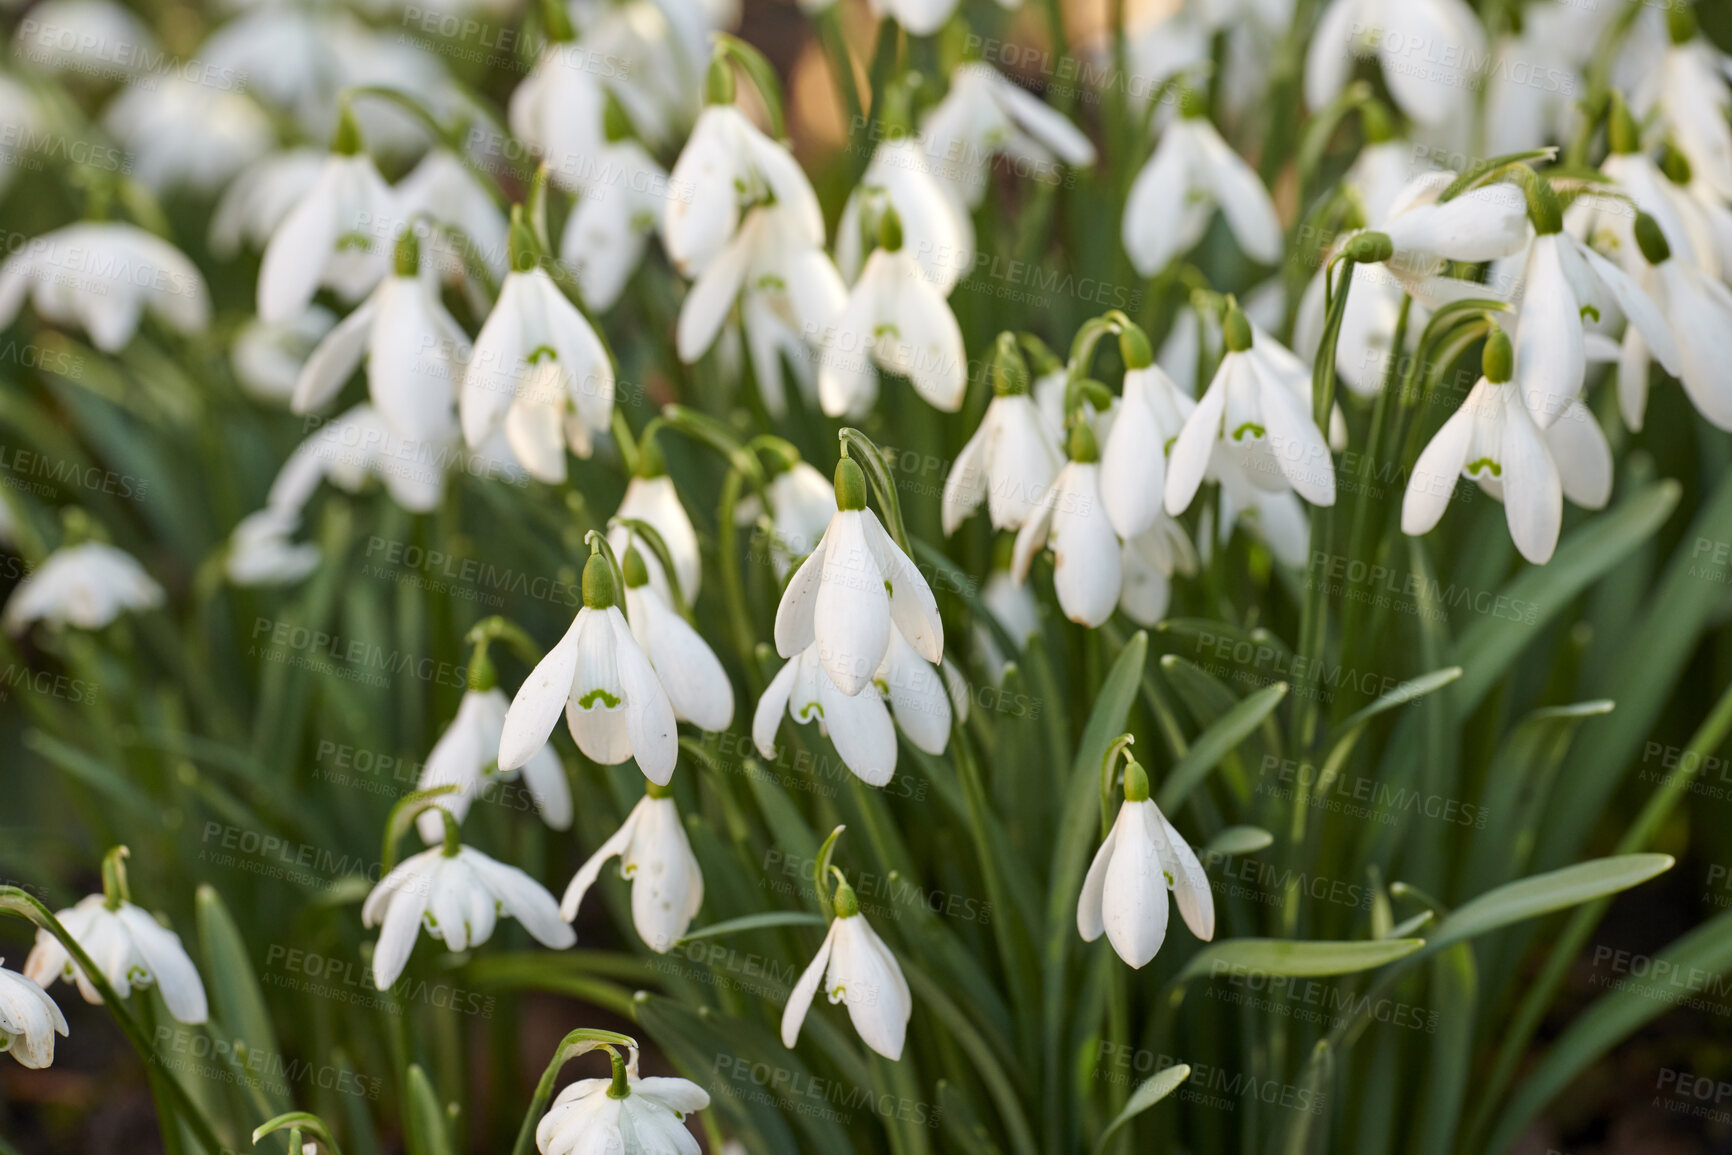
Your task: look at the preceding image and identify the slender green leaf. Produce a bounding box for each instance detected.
[1428,854,1673,952]
[1157,682,1288,811]
[676,911,826,943]
[1179,938,1424,981]
[1093,1064,1190,1154]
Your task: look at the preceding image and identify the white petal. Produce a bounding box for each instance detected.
[781,921,838,1048]
[1515,236,1587,427]
[813,512,891,695]
[291,298,376,415]
[465,850,575,949]
[817,672,898,787]
[1076,823,1118,943]
[1499,389,1564,565]
[1545,401,1612,510]
[1164,366,1229,515]
[1402,387,1477,536]
[610,610,678,785]
[862,512,944,663]
[1151,808,1214,941]
[1050,465,1122,628]
[499,612,585,772]
[560,802,641,921]
[941,422,990,537]
[829,917,910,1060]
[1196,123,1283,264]
[753,655,801,758]
[115,906,207,1025]
[1254,359,1336,506]
[1101,803,1170,968]
[773,531,828,659]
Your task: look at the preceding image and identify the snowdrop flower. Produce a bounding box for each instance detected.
[1306,0,1486,127]
[1513,179,1678,427]
[4,542,163,634]
[394,149,510,284]
[1630,7,1732,202]
[1012,425,1123,629]
[558,135,670,311]
[363,837,574,989]
[1123,92,1282,276]
[817,211,966,417]
[461,228,616,483]
[415,687,572,844]
[1211,454,1310,568]
[871,626,955,757]
[0,965,67,1069]
[919,63,1096,212]
[103,76,273,193]
[1617,214,1732,433]
[755,641,899,785]
[1165,305,1337,515]
[609,465,703,602]
[782,873,911,1060]
[774,458,943,696]
[0,223,209,352]
[836,140,974,294]
[560,787,704,951]
[1403,327,1611,566]
[272,403,450,515]
[225,508,321,587]
[752,460,838,579]
[257,119,397,324]
[210,150,327,261]
[1078,759,1214,968]
[500,550,679,785]
[292,231,469,444]
[26,892,208,1024]
[231,308,336,404]
[509,37,609,188]
[620,548,732,731]
[12,0,156,83]
[943,339,1064,535]
[1481,6,1594,154]
[536,1048,709,1155]
[1119,517,1198,628]
[973,567,1040,683]
[1101,336,1196,540]
[1569,100,1719,280]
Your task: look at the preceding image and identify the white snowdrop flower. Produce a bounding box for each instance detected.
[0,965,67,1069]
[103,76,273,193]
[559,137,670,312]
[25,893,208,1024]
[1480,6,1593,154]
[871,625,954,757]
[12,0,156,82]
[4,541,163,634]
[325,18,467,157]
[836,140,975,294]
[1513,180,1679,427]
[291,232,470,445]
[231,308,336,404]
[1403,328,1611,566]
[620,548,733,732]
[973,568,1040,683]
[210,150,327,261]
[363,840,575,989]
[461,230,616,483]
[500,551,679,785]
[755,641,899,785]
[1119,516,1198,628]
[196,8,338,141]
[1123,93,1282,276]
[1211,455,1310,569]
[1617,214,1732,433]
[664,102,823,279]
[1165,305,1337,515]
[1102,348,1197,540]
[1078,760,1214,969]
[1305,0,1486,127]
[273,403,451,515]
[1568,101,1720,281]
[816,213,966,418]
[782,875,912,1060]
[579,0,712,151]
[943,342,1064,535]
[773,458,943,697]
[0,223,209,352]
[754,460,838,580]
[1011,426,1122,629]
[225,508,321,587]
[509,40,609,187]
[1630,8,1732,202]
[257,125,398,324]
[394,149,510,285]
[609,469,703,602]
[919,63,1096,212]
[415,687,572,844]
[560,788,704,952]
[535,1049,709,1155]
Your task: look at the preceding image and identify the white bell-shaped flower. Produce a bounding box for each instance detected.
[919,63,1096,211]
[1403,329,1611,566]
[1123,95,1282,276]
[817,215,966,418]
[264,403,452,516]
[257,124,397,323]
[4,542,164,634]
[1119,516,1198,628]
[1012,428,1123,629]
[509,38,609,190]
[103,76,273,193]
[536,1049,709,1155]
[559,138,670,312]
[1629,10,1732,202]
[1306,0,1486,127]
[773,459,944,696]
[608,469,704,602]
[781,875,912,1060]
[363,838,575,989]
[461,231,616,483]
[943,345,1064,535]
[13,0,157,81]
[231,307,335,405]
[1078,760,1214,969]
[755,641,898,785]
[211,150,327,261]
[1211,455,1311,568]
[1618,215,1732,433]
[560,789,704,952]
[752,460,838,579]
[415,686,572,844]
[1102,357,1196,540]
[0,965,67,1070]
[837,140,975,294]
[500,552,679,785]
[291,231,469,445]
[871,625,955,757]
[0,223,209,352]
[26,891,208,1024]
[621,548,733,732]
[1165,306,1337,514]
[225,508,321,588]
[394,149,510,285]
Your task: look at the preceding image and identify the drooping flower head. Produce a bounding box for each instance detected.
[781,870,912,1060]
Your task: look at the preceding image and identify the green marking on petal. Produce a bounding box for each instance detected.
[1580,304,1600,324]
[527,344,558,364]
[1466,457,1502,478]
[577,688,624,709]
[1230,422,1267,442]
[335,231,373,252]
[755,274,787,292]
[873,323,900,340]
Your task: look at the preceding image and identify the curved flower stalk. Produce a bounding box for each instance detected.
[536,1044,709,1155]
[1403,327,1611,566]
[1306,0,1486,127]
[621,548,733,731]
[1616,215,1732,433]
[461,223,616,483]
[1165,303,1338,514]
[291,230,470,444]
[943,336,1065,535]
[363,831,574,990]
[560,785,704,952]
[395,149,510,285]
[415,686,573,844]
[919,62,1096,212]
[1079,757,1214,969]
[782,870,912,1060]
[500,548,680,785]
[836,139,975,294]
[773,457,943,696]
[257,113,397,324]
[0,223,210,352]
[103,75,273,194]
[1123,91,1282,276]
[4,541,163,634]
[0,965,67,1069]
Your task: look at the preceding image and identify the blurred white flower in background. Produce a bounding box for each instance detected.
[230,307,337,404]
[394,149,510,286]
[4,541,164,633]
[0,223,209,352]
[103,76,273,193]
[11,0,158,83]
[257,137,397,323]
[224,507,321,587]
[210,150,328,261]
[0,965,66,1070]
[919,63,1095,212]
[415,687,573,843]
[1305,0,1485,127]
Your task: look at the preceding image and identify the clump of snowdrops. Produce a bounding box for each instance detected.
[1,0,1731,1152]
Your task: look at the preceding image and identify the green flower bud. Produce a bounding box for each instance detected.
[1362,100,1396,145]
[1068,421,1100,464]
[992,332,1030,396]
[1524,176,1564,236]
[1607,92,1640,156]
[622,547,650,589]
[878,205,904,253]
[1223,302,1254,353]
[508,216,540,273]
[582,552,619,609]
[1668,2,1698,45]
[393,229,421,278]
[1634,212,1672,266]
[1344,230,1395,264]
[1660,143,1694,187]
[834,457,868,511]
[1179,87,1208,120]
[706,55,736,106]
[541,0,575,43]
[331,104,364,156]
[1117,321,1154,370]
[1122,759,1150,803]
[1483,327,1514,385]
[833,877,860,919]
